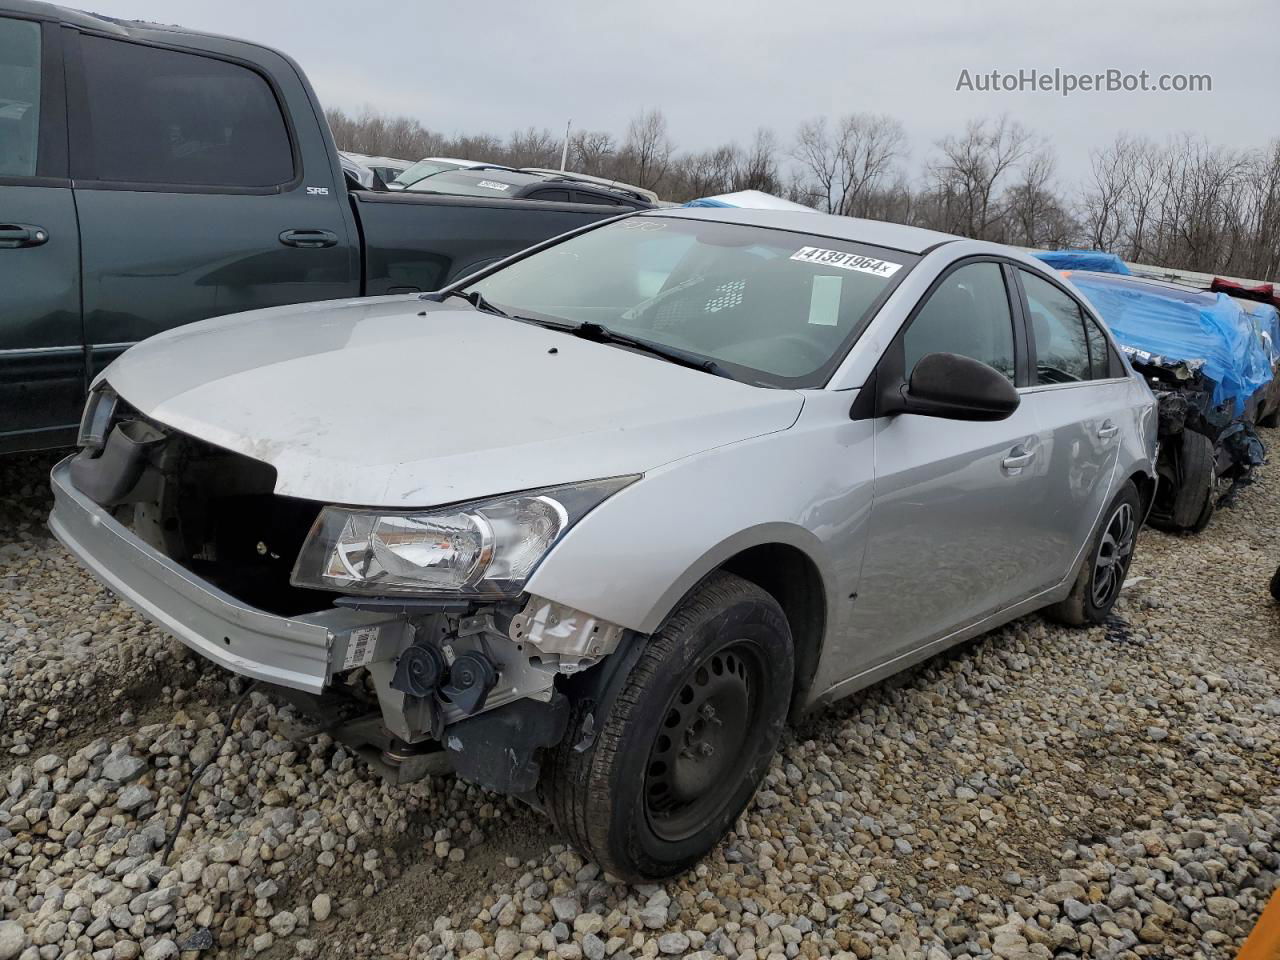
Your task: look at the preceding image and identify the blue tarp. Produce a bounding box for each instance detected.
[1033,250,1132,275]
[1066,272,1273,413]
[1238,299,1280,367]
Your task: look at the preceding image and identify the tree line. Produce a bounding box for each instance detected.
[326,105,1280,282]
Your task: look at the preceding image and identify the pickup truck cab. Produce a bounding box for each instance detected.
[0,1,624,452]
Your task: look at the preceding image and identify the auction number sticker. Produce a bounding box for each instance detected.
[341,626,380,670]
[475,180,511,191]
[790,246,902,277]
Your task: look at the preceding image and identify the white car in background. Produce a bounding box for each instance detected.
[390,156,513,190]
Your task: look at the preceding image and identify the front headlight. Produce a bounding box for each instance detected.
[78,383,119,451]
[290,476,637,597]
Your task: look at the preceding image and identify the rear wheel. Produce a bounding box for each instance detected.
[1046,481,1142,626]
[541,572,794,881]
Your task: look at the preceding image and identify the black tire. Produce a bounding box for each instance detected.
[541,572,794,881]
[1258,407,1280,428]
[1170,430,1216,530]
[1270,566,1280,603]
[1046,481,1142,626]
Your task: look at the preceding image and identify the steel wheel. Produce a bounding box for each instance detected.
[1091,501,1136,609]
[643,641,762,842]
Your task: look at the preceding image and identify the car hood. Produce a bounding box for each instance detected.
[104,296,804,506]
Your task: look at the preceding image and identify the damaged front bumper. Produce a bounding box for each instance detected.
[49,456,622,793]
[50,458,397,693]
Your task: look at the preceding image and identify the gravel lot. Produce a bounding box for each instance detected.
[1,445,1277,960]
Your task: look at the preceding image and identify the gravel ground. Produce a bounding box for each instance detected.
[1,445,1277,960]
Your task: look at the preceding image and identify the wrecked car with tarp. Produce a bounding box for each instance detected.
[1047,259,1275,532]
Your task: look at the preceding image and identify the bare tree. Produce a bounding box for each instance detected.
[791,114,906,217]
[926,115,1038,240]
[619,109,673,190]
[568,130,617,176]
[505,127,561,168]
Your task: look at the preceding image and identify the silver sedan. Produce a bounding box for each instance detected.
[50,207,1157,880]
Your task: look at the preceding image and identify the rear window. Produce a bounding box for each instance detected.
[0,17,41,178]
[78,35,294,188]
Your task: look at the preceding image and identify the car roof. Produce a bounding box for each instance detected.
[425,157,510,168]
[419,167,646,201]
[643,206,961,255]
[520,168,660,203]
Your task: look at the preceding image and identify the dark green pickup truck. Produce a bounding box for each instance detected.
[0,1,635,452]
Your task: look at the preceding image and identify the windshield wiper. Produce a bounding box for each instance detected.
[562,322,730,378]
[420,288,509,317]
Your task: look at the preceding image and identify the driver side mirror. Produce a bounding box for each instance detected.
[883,351,1019,421]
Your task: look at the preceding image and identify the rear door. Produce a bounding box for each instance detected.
[0,15,82,451]
[64,28,358,378]
[1012,267,1127,580]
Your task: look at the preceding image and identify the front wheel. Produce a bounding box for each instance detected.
[541,572,794,881]
[1046,481,1142,626]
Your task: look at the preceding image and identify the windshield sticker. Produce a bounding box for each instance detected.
[790,246,902,277]
[475,180,511,191]
[808,275,843,326]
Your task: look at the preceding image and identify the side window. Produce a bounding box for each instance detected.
[1020,271,1090,384]
[0,17,41,177]
[574,191,622,206]
[903,261,1016,382]
[1084,315,1114,380]
[529,188,571,202]
[77,35,293,188]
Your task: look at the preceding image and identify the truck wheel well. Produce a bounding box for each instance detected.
[720,544,825,718]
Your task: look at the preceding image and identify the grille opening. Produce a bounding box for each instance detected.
[117,425,338,617]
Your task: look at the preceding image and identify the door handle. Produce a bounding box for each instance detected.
[279,228,338,249]
[1002,447,1036,471]
[0,223,49,249]
[1097,420,1119,439]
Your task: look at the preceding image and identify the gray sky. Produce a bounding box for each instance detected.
[83,0,1278,184]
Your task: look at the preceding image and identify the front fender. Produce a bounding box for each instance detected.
[523,391,874,641]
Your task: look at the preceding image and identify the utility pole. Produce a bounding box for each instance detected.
[560,119,571,171]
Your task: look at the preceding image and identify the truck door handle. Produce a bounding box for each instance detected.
[0,223,49,248]
[1002,447,1036,471]
[279,229,337,249]
[1097,420,1119,439]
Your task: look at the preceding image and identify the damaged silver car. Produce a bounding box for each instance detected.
[50,208,1158,880]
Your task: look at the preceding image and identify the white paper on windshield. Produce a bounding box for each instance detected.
[808,275,843,326]
[791,246,902,277]
[476,180,511,191]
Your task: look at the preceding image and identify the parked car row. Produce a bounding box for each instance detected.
[1034,250,1279,534]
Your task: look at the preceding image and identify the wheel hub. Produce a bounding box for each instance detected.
[645,645,756,840]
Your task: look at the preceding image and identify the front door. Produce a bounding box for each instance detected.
[0,16,83,451]
[65,29,358,380]
[847,260,1054,673]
